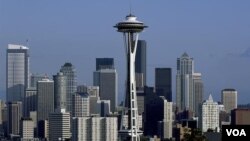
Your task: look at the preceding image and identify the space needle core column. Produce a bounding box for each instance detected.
[114,14,147,141]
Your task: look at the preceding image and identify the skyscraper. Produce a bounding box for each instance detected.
[23,87,37,117]
[96,58,114,70]
[94,66,117,113]
[7,101,22,136]
[200,94,219,132]
[7,44,29,102]
[221,89,237,113]
[30,73,47,89]
[157,99,173,140]
[177,52,201,113]
[77,85,100,115]
[20,118,34,140]
[37,79,54,122]
[53,72,67,110]
[155,68,172,101]
[60,63,77,113]
[193,73,204,116]
[72,92,90,117]
[176,53,194,112]
[49,109,71,141]
[135,40,147,90]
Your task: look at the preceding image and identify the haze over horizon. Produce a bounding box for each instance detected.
[1,0,250,104]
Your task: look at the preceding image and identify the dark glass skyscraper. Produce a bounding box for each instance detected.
[96,58,114,70]
[155,68,172,101]
[135,40,147,89]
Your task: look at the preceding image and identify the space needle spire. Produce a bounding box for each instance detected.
[114,14,147,141]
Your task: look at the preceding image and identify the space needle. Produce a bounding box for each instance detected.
[114,14,147,141]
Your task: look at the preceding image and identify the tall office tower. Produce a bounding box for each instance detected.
[49,109,71,141]
[37,79,54,124]
[193,73,204,116]
[114,14,147,141]
[94,69,117,113]
[157,99,173,140]
[96,100,111,117]
[53,72,67,110]
[23,88,37,117]
[135,40,147,90]
[72,116,118,141]
[155,68,172,101]
[221,89,237,113]
[72,92,90,117]
[60,62,77,112]
[30,73,47,89]
[77,85,100,115]
[7,44,29,102]
[7,101,22,136]
[144,86,165,136]
[96,58,114,70]
[200,94,219,132]
[176,53,202,112]
[20,117,34,139]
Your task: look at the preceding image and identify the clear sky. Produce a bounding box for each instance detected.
[0,0,250,104]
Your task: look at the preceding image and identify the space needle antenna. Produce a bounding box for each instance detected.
[129,0,132,15]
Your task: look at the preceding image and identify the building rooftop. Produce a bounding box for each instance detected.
[8,44,28,50]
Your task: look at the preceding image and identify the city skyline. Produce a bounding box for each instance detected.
[1,1,250,104]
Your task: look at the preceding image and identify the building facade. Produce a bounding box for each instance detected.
[135,40,147,90]
[60,63,77,113]
[221,89,237,113]
[72,116,117,141]
[7,101,22,136]
[200,95,219,132]
[72,92,90,117]
[53,72,67,110]
[49,109,71,141]
[7,44,29,102]
[23,88,37,117]
[155,68,172,101]
[94,69,117,113]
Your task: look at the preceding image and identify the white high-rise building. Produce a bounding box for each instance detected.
[221,89,237,113]
[20,118,34,139]
[49,109,71,141]
[72,116,117,141]
[77,85,100,115]
[72,92,89,117]
[201,94,219,132]
[7,44,29,102]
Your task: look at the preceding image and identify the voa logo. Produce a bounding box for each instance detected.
[226,129,246,136]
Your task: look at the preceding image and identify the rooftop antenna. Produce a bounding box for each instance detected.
[129,0,132,15]
[26,38,29,47]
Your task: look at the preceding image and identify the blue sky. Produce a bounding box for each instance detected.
[0,0,250,104]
